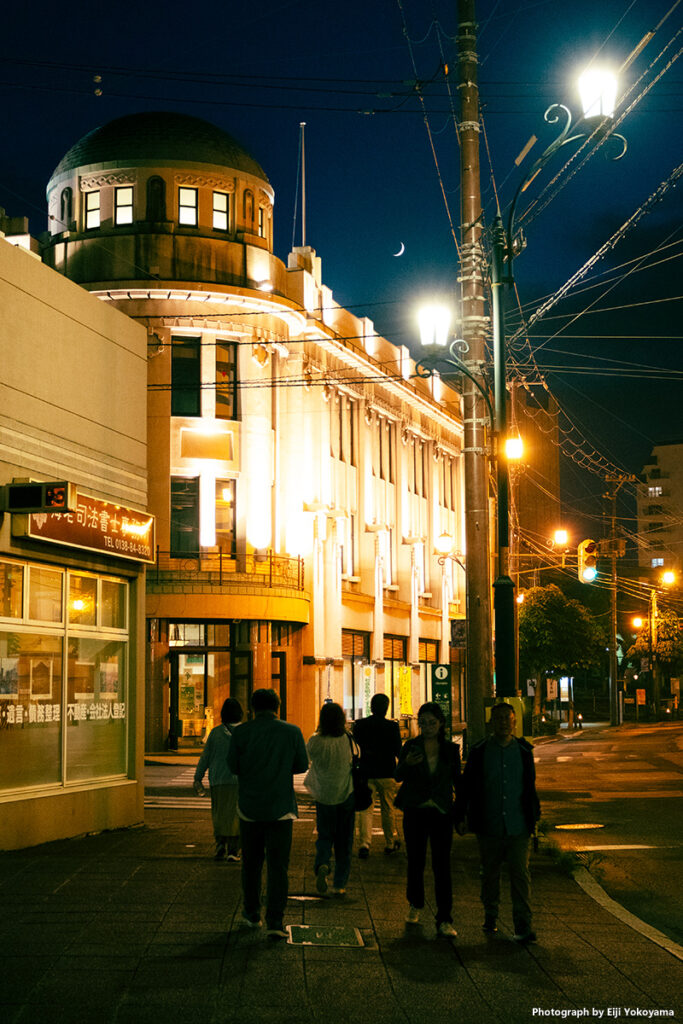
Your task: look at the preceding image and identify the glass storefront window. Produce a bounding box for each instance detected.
[69,575,97,626]
[28,567,62,622]
[101,580,126,630]
[66,637,127,781]
[0,561,23,619]
[0,632,63,791]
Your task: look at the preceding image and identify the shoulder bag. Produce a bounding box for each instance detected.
[346,733,373,811]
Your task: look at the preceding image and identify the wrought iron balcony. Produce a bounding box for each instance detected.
[149,548,305,591]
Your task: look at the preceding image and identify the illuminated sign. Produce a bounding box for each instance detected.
[3,481,78,513]
[14,492,155,563]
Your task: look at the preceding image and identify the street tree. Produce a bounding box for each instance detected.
[518,584,605,713]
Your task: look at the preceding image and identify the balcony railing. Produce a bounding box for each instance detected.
[151,548,305,590]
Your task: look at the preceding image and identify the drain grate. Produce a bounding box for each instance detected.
[287,924,364,947]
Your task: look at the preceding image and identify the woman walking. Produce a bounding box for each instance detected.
[194,698,243,861]
[394,702,461,936]
[304,702,356,896]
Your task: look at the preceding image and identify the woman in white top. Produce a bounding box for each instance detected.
[305,702,356,896]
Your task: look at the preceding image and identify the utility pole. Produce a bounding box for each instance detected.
[605,476,629,726]
[457,0,493,745]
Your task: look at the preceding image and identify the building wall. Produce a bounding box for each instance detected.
[637,442,683,573]
[0,236,148,850]
[40,119,469,750]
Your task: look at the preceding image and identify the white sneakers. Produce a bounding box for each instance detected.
[405,905,420,924]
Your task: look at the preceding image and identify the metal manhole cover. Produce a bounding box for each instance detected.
[287,924,364,947]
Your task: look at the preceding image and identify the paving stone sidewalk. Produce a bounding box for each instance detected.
[0,800,680,1024]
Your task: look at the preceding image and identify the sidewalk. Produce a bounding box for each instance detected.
[1,798,680,1024]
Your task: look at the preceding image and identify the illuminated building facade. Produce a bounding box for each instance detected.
[0,227,149,849]
[43,111,467,748]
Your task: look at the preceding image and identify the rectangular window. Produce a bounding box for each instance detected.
[68,574,97,626]
[0,561,23,619]
[340,514,356,577]
[258,207,265,237]
[66,637,127,781]
[171,337,201,416]
[170,477,200,556]
[380,528,394,586]
[114,186,134,225]
[101,580,126,629]
[28,567,62,623]
[178,187,198,226]
[215,479,236,555]
[85,191,100,229]
[215,341,238,420]
[648,486,663,498]
[213,191,229,231]
[651,557,665,567]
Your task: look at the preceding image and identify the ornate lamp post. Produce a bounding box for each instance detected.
[418,68,627,705]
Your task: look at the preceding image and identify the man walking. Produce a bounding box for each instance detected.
[227,688,308,939]
[460,702,540,943]
[353,693,402,858]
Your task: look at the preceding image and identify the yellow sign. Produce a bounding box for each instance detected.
[399,665,413,716]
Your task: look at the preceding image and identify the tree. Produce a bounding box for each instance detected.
[627,605,683,673]
[518,584,605,712]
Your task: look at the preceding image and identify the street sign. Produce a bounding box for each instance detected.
[431,664,452,739]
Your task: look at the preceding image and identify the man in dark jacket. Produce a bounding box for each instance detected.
[460,702,540,943]
[352,693,402,857]
[227,688,308,939]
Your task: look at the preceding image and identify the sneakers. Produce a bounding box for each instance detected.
[384,839,401,855]
[266,925,288,941]
[513,929,537,944]
[316,864,330,895]
[226,852,241,863]
[437,921,458,938]
[358,846,369,860]
[240,912,262,929]
[483,915,498,933]
[405,905,420,925]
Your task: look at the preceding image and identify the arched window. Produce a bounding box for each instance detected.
[243,190,254,226]
[59,187,73,228]
[146,176,166,221]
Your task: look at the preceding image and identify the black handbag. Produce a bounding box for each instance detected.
[347,733,373,811]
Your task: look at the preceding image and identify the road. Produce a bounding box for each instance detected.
[534,721,683,946]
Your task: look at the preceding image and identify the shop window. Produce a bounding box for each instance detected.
[101,580,127,630]
[146,176,166,221]
[170,477,200,556]
[68,575,97,626]
[84,190,100,230]
[215,341,238,420]
[28,567,62,623]
[213,191,229,231]
[342,630,370,720]
[114,186,134,225]
[0,631,63,790]
[419,638,439,702]
[171,336,201,416]
[66,638,127,781]
[0,561,23,619]
[215,479,236,555]
[178,186,198,226]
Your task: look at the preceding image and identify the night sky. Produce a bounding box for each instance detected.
[1,0,681,541]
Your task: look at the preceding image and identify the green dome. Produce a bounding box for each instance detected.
[49,111,268,182]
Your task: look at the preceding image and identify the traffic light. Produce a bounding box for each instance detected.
[1,481,77,514]
[578,539,598,583]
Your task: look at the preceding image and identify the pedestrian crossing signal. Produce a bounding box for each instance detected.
[578,539,598,583]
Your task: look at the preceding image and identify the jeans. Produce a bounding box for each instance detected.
[358,777,399,847]
[239,818,293,929]
[402,807,454,925]
[314,793,355,889]
[477,834,532,932]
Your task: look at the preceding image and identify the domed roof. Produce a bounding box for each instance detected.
[49,111,268,182]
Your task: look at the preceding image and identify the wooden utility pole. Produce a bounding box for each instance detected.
[457,0,493,744]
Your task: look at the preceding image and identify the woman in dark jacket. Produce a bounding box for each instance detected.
[394,702,461,936]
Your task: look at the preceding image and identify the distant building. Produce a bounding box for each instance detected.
[637,442,683,574]
[0,229,148,850]
[42,112,467,749]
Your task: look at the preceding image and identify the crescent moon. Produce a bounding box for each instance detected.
[392,242,405,257]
